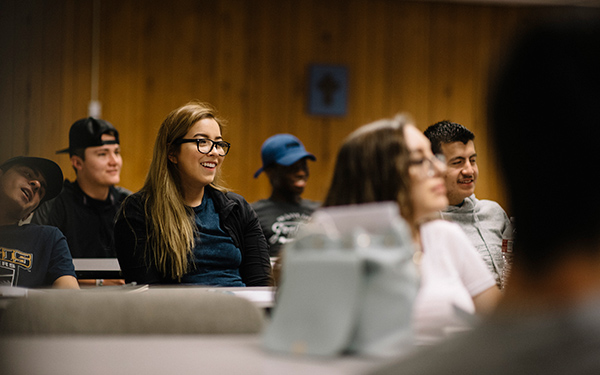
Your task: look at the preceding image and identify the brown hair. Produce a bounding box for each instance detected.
[323,114,415,224]
[139,100,227,280]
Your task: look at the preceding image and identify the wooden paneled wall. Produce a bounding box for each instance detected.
[1,0,575,213]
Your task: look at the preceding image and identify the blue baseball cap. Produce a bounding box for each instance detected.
[254,134,316,178]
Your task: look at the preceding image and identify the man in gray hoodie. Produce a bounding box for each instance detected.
[425,121,510,287]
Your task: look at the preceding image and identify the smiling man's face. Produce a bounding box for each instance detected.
[73,133,122,188]
[440,140,478,206]
[268,159,310,197]
[0,164,47,222]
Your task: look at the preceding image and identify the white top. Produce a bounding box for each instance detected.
[413,220,496,345]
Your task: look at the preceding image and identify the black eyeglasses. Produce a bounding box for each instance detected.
[409,154,446,178]
[174,138,231,156]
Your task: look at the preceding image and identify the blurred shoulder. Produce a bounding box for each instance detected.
[301,199,321,210]
[251,198,270,208]
[113,185,133,199]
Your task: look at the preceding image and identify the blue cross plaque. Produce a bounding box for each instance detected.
[308,64,348,116]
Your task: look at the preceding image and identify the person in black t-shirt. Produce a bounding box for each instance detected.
[0,156,78,288]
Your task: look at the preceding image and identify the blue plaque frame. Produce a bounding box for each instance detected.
[307,64,348,116]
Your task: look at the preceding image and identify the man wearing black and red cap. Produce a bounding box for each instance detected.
[32,117,130,286]
[0,156,78,288]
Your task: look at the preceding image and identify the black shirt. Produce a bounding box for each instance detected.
[32,180,131,258]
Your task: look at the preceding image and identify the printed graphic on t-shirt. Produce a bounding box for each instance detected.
[0,266,15,285]
[0,246,33,286]
[268,212,312,246]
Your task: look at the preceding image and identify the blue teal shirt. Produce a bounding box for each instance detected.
[181,194,245,286]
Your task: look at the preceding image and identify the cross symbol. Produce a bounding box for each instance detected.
[317,73,340,106]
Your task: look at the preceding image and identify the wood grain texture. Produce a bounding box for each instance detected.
[3,0,581,214]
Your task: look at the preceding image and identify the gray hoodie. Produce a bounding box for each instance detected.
[441,194,510,287]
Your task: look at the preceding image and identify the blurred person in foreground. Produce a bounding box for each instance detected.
[322,115,500,346]
[370,10,600,375]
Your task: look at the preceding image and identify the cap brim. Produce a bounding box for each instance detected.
[253,167,264,179]
[38,160,64,202]
[55,139,118,155]
[276,152,316,166]
[253,152,315,178]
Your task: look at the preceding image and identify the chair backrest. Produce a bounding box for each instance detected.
[0,288,264,335]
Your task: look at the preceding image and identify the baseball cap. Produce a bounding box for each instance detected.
[0,156,64,203]
[56,117,119,155]
[254,134,316,178]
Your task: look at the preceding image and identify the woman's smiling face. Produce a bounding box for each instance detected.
[170,118,224,196]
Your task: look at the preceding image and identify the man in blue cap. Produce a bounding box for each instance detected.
[0,156,78,288]
[252,134,319,257]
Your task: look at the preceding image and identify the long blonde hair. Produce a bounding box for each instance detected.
[141,100,227,280]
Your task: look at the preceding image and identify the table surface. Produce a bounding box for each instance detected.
[0,335,395,375]
[72,258,122,279]
[72,258,279,270]
[72,258,121,271]
[0,285,276,309]
[0,286,408,374]
[71,258,279,280]
[145,285,276,308]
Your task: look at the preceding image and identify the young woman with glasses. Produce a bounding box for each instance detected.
[322,114,501,345]
[114,101,272,286]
